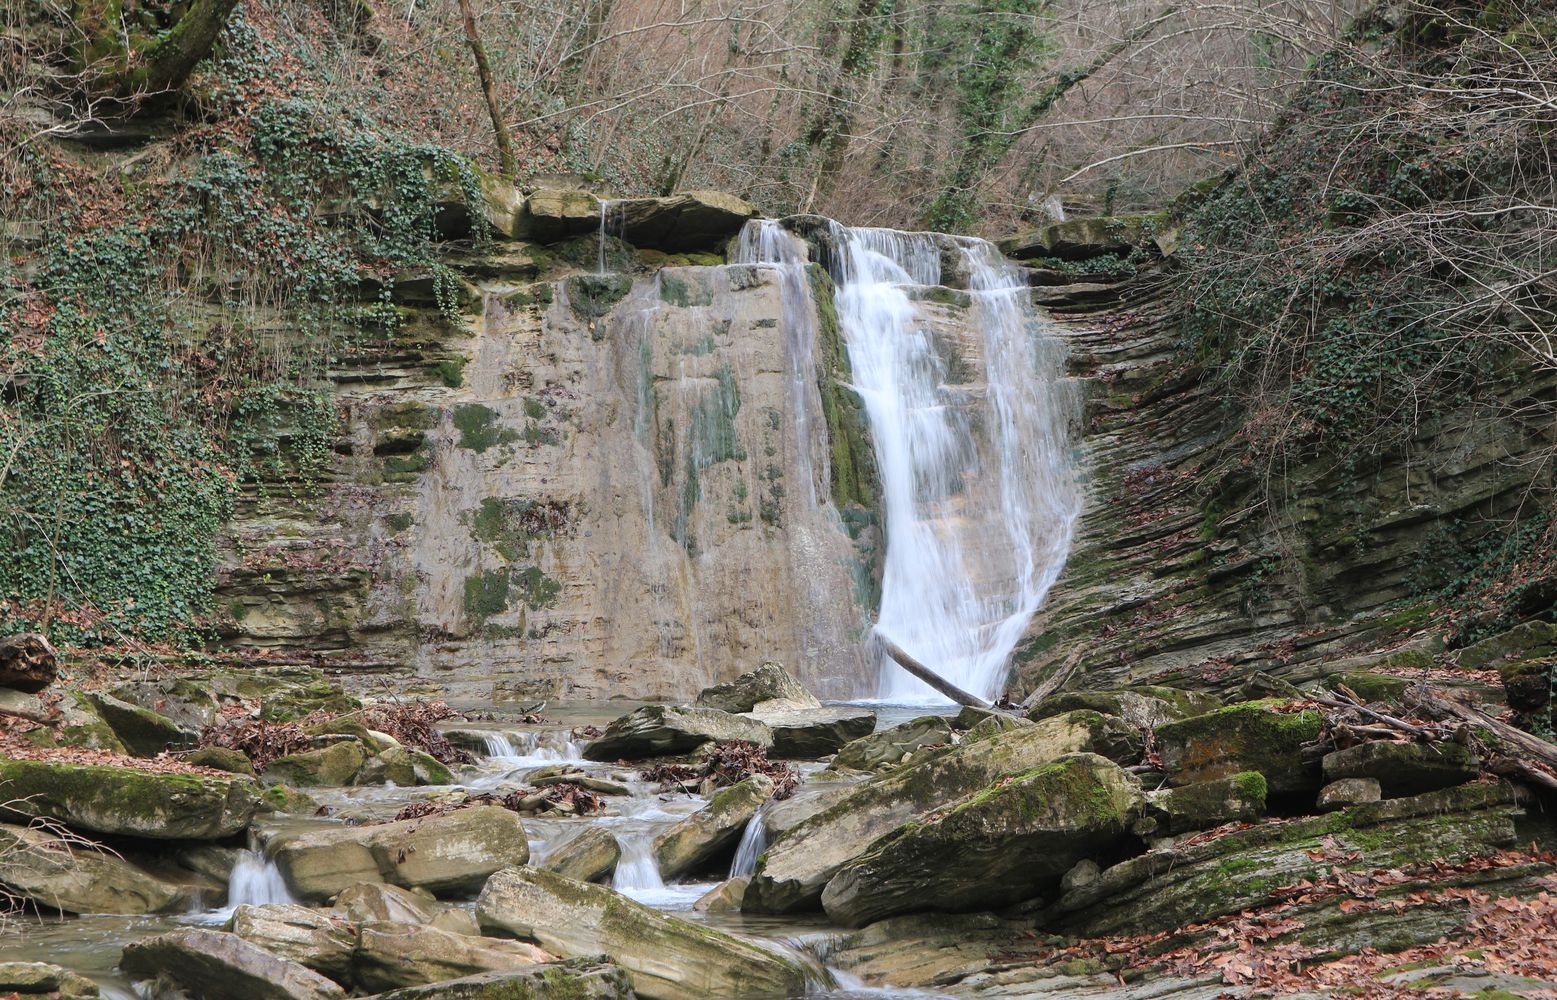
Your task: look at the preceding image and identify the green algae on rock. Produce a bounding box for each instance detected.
[0,758,258,840]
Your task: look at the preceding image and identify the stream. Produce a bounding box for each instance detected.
[0,701,955,999]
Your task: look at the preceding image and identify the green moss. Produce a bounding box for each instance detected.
[454,403,520,453]
[808,265,877,512]
[513,565,562,610]
[463,569,512,622]
[658,274,713,307]
[386,512,414,533]
[430,357,466,388]
[567,273,633,328]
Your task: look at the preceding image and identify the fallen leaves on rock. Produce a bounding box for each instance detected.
[389,780,606,823]
[0,738,232,777]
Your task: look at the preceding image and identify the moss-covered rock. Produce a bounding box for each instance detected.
[1026,687,1218,728]
[827,715,953,774]
[476,867,810,1000]
[1142,771,1267,835]
[259,681,361,722]
[355,747,417,786]
[189,745,257,776]
[821,753,1144,927]
[1454,621,1557,670]
[257,784,320,815]
[1321,741,1480,796]
[1328,671,1412,703]
[998,214,1163,262]
[267,741,367,787]
[653,775,772,879]
[516,189,601,242]
[1154,700,1324,793]
[83,692,193,757]
[696,662,819,713]
[0,961,99,999]
[0,758,258,840]
[407,749,453,785]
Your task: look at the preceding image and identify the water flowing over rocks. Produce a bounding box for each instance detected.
[475,866,812,1000]
[652,774,773,879]
[821,753,1145,927]
[269,806,529,901]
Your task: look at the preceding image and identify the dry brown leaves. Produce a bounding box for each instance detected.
[389,782,605,823]
[0,739,230,778]
[360,701,474,766]
[195,717,310,771]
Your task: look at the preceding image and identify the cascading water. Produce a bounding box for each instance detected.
[738,219,1078,704]
[728,806,770,879]
[226,848,295,908]
[611,834,666,894]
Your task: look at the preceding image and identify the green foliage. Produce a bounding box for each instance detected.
[453,403,519,453]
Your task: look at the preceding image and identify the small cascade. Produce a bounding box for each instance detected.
[611,834,665,893]
[728,805,770,878]
[226,848,295,908]
[482,732,521,758]
[597,199,617,274]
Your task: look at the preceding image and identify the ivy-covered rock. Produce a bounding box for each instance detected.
[0,758,258,839]
[1321,740,1480,796]
[475,867,811,1000]
[745,709,1139,914]
[827,715,954,773]
[582,705,773,761]
[0,822,184,915]
[696,662,819,713]
[120,927,348,1000]
[1141,771,1267,836]
[1154,700,1324,793]
[269,805,528,901]
[653,775,772,879]
[821,753,1144,927]
[267,741,367,787]
[543,827,621,883]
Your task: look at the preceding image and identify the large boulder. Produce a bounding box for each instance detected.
[1154,700,1325,793]
[475,867,810,1000]
[821,754,1143,927]
[120,927,348,1000]
[353,921,554,993]
[1321,740,1480,796]
[0,822,183,914]
[517,189,601,242]
[269,806,528,901]
[110,677,222,728]
[229,904,356,984]
[748,706,876,759]
[827,715,954,774]
[612,191,758,253]
[82,692,192,757]
[653,775,772,879]
[997,213,1161,262]
[695,662,819,714]
[1026,686,1220,729]
[2,689,124,752]
[1140,772,1267,836]
[361,965,633,1000]
[0,758,258,840]
[543,827,621,883]
[582,705,772,761]
[332,883,477,935]
[0,962,98,999]
[745,709,1140,914]
[267,742,368,787]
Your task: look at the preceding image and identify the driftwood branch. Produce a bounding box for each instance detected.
[874,631,992,710]
[1411,688,1557,774]
[1021,647,1083,710]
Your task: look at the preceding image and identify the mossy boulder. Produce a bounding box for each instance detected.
[0,962,99,999]
[83,692,193,757]
[0,758,258,839]
[354,747,416,786]
[120,927,348,1000]
[653,775,772,879]
[1321,741,1480,796]
[1453,620,1557,670]
[747,706,876,758]
[827,715,953,774]
[260,681,361,722]
[4,688,124,753]
[363,965,634,1000]
[1154,700,1324,793]
[267,741,368,787]
[1027,687,1219,728]
[516,189,601,243]
[1328,671,1411,704]
[696,662,820,713]
[111,677,222,728]
[1499,656,1555,715]
[1141,771,1267,835]
[543,827,621,883]
[269,805,528,901]
[258,784,320,815]
[352,921,555,993]
[0,822,184,915]
[475,867,811,1000]
[997,213,1162,262]
[189,746,257,776]
[408,750,453,785]
[582,705,773,761]
[745,709,1140,914]
[821,753,1144,927]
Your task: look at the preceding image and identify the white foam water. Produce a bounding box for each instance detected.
[728,807,769,878]
[226,848,295,908]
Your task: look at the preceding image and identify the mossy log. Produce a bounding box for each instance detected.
[71,0,239,102]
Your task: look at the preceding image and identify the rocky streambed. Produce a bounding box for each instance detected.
[3,652,1557,999]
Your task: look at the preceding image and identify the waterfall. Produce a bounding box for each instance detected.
[483,732,520,758]
[612,834,665,893]
[728,807,769,878]
[739,219,1078,704]
[227,848,295,908]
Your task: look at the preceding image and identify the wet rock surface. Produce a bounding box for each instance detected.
[0,758,258,839]
[120,927,349,1000]
[582,705,774,760]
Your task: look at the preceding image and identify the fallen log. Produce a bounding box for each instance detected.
[1411,687,1557,775]
[0,633,57,694]
[873,631,994,711]
[1020,647,1083,710]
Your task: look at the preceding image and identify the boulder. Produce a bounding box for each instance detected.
[582,705,772,761]
[746,706,876,759]
[267,742,367,787]
[745,709,1140,914]
[259,784,321,815]
[0,758,258,839]
[612,191,758,253]
[1322,741,1480,796]
[695,662,820,714]
[1,689,124,752]
[962,713,1032,742]
[821,754,1144,927]
[0,962,98,999]
[361,965,633,1000]
[1140,771,1267,835]
[694,877,749,914]
[177,843,244,881]
[997,213,1161,262]
[0,823,182,914]
[189,746,257,776]
[517,189,601,242]
[1317,777,1382,811]
[120,927,348,1000]
[1154,700,1325,793]
[229,904,356,983]
[259,681,360,723]
[331,882,476,935]
[1453,620,1557,670]
[353,921,554,992]
[355,748,416,786]
[653,775,772,879]
[82,692,192,756]
[111,677,222,728]
[0,633,56,693]
[408,750,452,785]
[827,715,953,773]
[1026,686,1220,728]
[270,806,528,901]
[475,867,810,1000]
[543,827,621,883]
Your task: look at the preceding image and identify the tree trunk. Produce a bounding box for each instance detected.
[457,0,518,180]
[875,631,995,710]
[73,0,241,100]
[0,633,58,694]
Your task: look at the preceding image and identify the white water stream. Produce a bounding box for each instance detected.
[738,220,1079,703]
